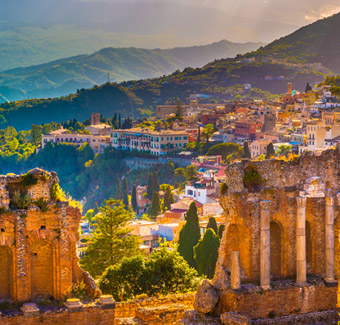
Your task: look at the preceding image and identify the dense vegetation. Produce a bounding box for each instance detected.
[100,242,200,301]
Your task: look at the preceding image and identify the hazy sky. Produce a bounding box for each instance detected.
[1,0,340,45]
[81,0,340,25]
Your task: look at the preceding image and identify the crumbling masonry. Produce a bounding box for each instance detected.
[0,168,95,302]
[195,145,340,320]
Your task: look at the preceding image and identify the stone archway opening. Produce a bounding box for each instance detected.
[225,224,250,278]
[31,240,54,300]
[306,220,312,270]
[270,221,282,277]
[0,246,13,300]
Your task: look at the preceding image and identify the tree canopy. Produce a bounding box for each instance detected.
[80,199,141,278]
[177,202,201,269]
[99,242,200,301]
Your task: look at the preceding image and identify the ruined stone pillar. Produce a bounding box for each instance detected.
[231,251,241,290]
[296,197,307,285]
[260,201,271,290]
[325,191,335,283]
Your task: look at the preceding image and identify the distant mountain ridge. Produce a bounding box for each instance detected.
[2,12,340,130]
[0,40,264,102]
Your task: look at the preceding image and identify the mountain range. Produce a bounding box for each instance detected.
[0,40,264,102]
[1,11,340,130]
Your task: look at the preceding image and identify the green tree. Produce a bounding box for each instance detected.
[131,184,138,212]
[186,165,198,182]
[218,224,225,239]
[194,228,220,279]
[147,173,153,200]
[152,171,160,193]
[100,242,200,301]
[277,144,292,157]
[207,142,242,161]
[84,209,95,224]
[176,97,183,117]
[163,185,174,211]
[174,167,186,186]
[305,82,312,93]
[149,192,161,217]
[30,124,41,146]
[265,142,275,159]
[122,178,129,206]
[206,217,218,234]
[116,178,121,200]
[80,199,140,278]
[243,141,251,159]
[202,123,215,149]
[197,125,201,146]
[177,202,201,268]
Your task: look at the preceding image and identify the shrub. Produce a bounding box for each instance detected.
[71,281,87,299]
[21,172,38,187]
[11,190,32,209]
[242,165,263,192]
[100,242,200,301]
[50,181,65,202]
[34,197,49,212]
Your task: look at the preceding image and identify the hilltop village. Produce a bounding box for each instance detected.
[37,82,340,254]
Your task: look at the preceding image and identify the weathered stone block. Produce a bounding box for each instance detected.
[194,280,220,314]
[65,298,84,313]
[220,312,251,325]
[20,302,40,318]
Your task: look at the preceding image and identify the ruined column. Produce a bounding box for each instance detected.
[325,191,335,283]
[296,197,307,285]
[231,251,241,290]
[260,201,271,290]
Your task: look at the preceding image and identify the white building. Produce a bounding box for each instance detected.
[181,179,217,205]
[110,128,189,156]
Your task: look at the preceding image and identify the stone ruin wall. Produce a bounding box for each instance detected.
[0,293,195,324]
[0,168,96,302]
[206,146,340,319]
[215,189,340,286]
[225,147,340,193]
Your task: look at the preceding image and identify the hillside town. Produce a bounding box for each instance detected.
[39,82,340,255]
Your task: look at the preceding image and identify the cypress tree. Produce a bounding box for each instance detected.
[122,178,129,206]
[116,178,121,200]
[152,171,159,193]
[197,126,201,146]
[131,184,137,212]
[243,141,251,159]
[265,142,275,159]
[163,185,174,211]
[194,229,220,279]
[206,217,218,235]
[147,173,153,200]
[177,202,201,269]
[149,192,161,218]
[118,114,121,129]
[218,224,225,239]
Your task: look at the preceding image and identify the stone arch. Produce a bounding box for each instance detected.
[306,220,312,270]
[270,221,283,277]
[0,245,13,300]
[224,223,250,278]
[30,239,55,300]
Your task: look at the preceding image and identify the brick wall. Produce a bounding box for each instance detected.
[217,281,337,319]
[0,293,195,324]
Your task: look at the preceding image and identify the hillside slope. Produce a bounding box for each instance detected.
[0,40,263,102]
[249,12,340,73]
